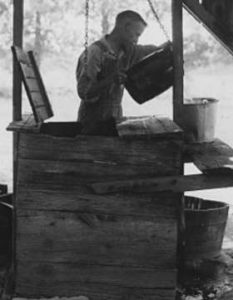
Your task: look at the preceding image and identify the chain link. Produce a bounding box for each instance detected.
[147,0,170,41]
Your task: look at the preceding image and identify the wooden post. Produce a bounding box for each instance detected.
[172,0,185,268]
[13,0,23,122]
[12,0,24,294]
[12,0,24,191]
[172,0,184,124]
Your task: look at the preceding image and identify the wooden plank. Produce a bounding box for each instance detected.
[21,63,36,78]
[16,188,178,217]
[91,173,233,194]
[15,263,176,298]
[16,210,177,267]
[15,261,176,292]
[33,103,52,122]
[172,0,184,124]
[16,158,181,188]
[17,133,182,168]
[28,50,53,120]
[117,116,182,137]
[7,120,40,133]
[12,46,53,123]
[183,0,233,55]
[12,46,39,122]
[23,77,40,92]
[12,3,24,296]
[185,139,233,173]
[14,287,175,300]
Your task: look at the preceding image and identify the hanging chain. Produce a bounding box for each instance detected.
[147,0,170,41]
[84,0,89,101]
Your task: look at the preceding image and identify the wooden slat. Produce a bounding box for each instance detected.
[21,64,36,78]
[7,120,40,133]
[16,188,177,217]
[23,77,40,92]
[117,116,182,137]
[16,263,176,289]
[17,133,182,168]
[15,262,176,298]
[28,50,53,120]
[14,286,175,300]
[91,173,233,194]
[183,0,233,55]
[16,210,177,267]
[185,139,233,173]
[16,157,181,189]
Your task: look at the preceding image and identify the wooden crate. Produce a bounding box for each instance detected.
[13,119,183,299]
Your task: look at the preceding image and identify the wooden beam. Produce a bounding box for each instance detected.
[13,0,24,122]
[183,0,233,56]
[12,1,24,295]
[90,173,233,194]
[172,0,184,124]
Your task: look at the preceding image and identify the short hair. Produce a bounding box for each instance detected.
[116,10,147,27]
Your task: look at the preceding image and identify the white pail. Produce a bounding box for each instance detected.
[180,98,218,143]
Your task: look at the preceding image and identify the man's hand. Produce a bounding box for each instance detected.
[113,70,127,85]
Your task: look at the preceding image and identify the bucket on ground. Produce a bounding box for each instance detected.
[180,97,218,143]
[183,196,229,263]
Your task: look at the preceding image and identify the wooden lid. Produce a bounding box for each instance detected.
[12,46,53,123]
[116,116,183,138]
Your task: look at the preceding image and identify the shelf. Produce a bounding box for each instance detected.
[91,139,233,194]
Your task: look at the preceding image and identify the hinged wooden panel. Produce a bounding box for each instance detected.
[11,46,53,123]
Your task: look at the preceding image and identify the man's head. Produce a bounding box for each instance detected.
[114,10,147,49]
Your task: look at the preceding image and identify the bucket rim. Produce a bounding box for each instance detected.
[184,196,229,211]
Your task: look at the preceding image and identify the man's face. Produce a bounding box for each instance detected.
[122,21,146,49]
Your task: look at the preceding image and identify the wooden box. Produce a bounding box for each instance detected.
[12,120,183,299]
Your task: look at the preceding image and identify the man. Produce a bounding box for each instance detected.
[76,10,157,135]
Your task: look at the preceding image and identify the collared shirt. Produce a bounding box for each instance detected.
[76,35,157,129]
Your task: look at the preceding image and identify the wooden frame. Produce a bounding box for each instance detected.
[11,46,53,123]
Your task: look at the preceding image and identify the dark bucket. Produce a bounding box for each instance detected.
[184,196,229,262]
[125,41,174,104]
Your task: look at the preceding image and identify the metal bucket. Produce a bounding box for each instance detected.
[184,196,229,262]
[180,98,218,143]
[125,41,173,104]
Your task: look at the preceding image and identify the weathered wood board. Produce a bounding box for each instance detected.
[14,128,183,299]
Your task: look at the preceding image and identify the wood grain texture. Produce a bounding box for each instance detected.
[185,139,233,173]
[16,188,178,217]
[91,173,233,194]
[14,130,183,298]
[117,116,182,137]
[15,263,176,298]
[17,132,182,170]
[16,210,177,267]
